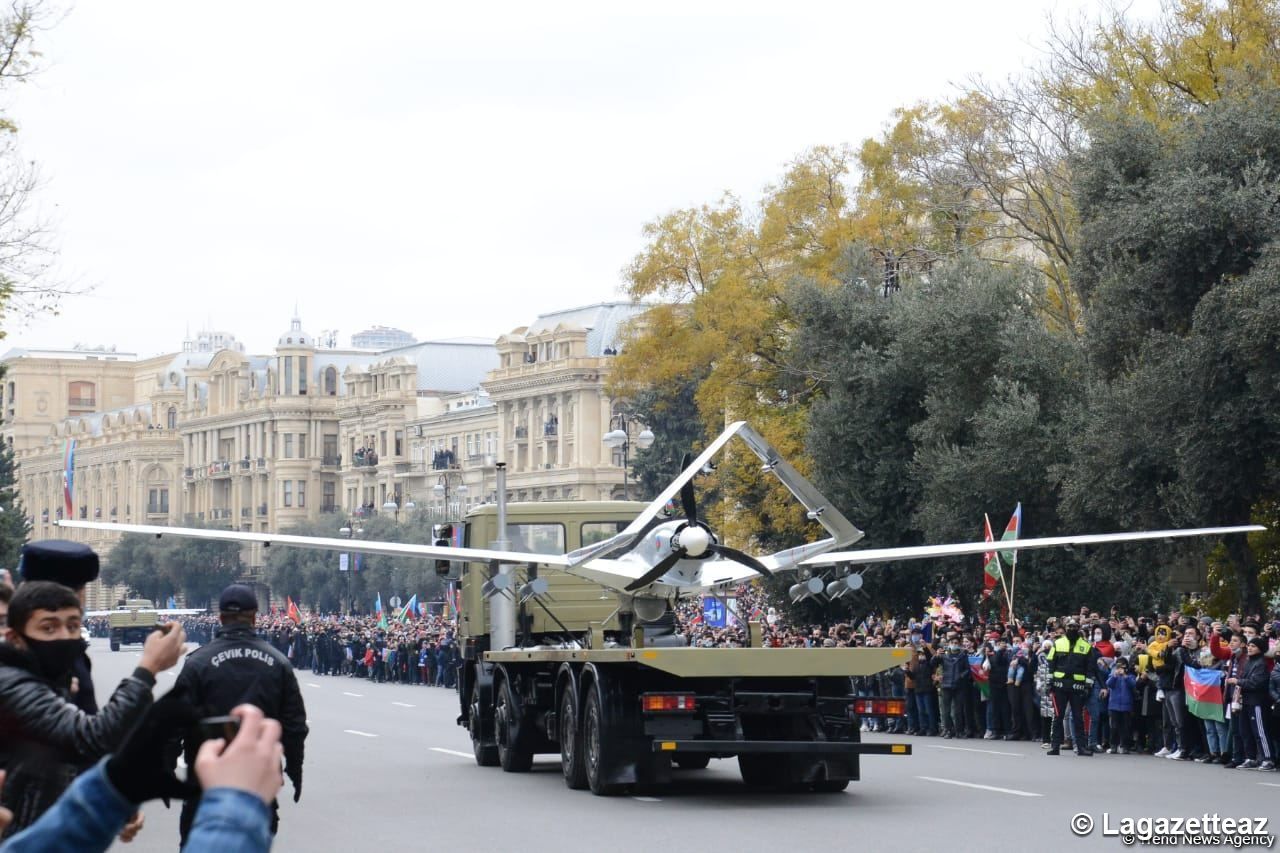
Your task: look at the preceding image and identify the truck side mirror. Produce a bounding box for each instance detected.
[434,538,453,576]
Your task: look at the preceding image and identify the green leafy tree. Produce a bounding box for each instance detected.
[0,410,30,569]
[1064,89,1280,613]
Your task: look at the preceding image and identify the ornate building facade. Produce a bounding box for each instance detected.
[2,302,648,600]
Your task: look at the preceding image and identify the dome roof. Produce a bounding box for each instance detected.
[277,315,314,349]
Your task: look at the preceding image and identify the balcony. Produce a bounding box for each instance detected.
[241,507,251,519]
[513,426,528,440]
[184,467,195,480]
[211,508,232,520]
[319,503,338,513]
[257,504,268,517]
[543,421,558,436]
[254,457,267,469]
[352,455,379,468]
[321,455,341,469]
[147,504,168,516]
[209,461,232,479]
[238,459,252,472]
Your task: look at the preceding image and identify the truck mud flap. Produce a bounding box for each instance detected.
[650,740,911,756]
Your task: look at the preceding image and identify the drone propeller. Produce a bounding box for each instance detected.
[623,454,770,591]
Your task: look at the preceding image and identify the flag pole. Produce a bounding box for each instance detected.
[985,513,1014,616]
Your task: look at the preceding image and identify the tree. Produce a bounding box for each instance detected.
[1063,89,1280,614]
[796,254,1094,617]
[0,377,29,569]
[0,3,75,330]
[103,525,241,607]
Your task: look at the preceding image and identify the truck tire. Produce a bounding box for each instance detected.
[583,685,625,796]
[495,675,533,773]
[674,754,711,770]
[812,779,850,793]
[469,684,498,767]
[109,632,120,652]
[559,687,587,789]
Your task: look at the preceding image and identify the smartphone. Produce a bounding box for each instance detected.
[196,715,241,744]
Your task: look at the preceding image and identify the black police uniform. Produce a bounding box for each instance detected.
[172,616,308,843]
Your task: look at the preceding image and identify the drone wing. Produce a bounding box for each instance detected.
[800,525,1265,567]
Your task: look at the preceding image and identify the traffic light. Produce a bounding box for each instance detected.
[433,523,453,575]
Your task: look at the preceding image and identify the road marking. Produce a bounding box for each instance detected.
[928,745,1022,757]
[342,692,364,698]
[391,702,416,708]
[430,747,473,759]
[631,796,662,802]
[306,682,321,688]
[344,729,378,738]
[915,776,1043,797]
[1260,782,1280,788]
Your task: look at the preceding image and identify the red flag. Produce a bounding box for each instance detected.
[981,514,1000,600]
[286,596,302,625]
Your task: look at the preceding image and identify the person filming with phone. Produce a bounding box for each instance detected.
[168,584,308,847]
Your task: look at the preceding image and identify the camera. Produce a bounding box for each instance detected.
[195,715,241,744]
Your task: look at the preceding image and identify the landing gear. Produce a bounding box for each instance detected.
[495,675,533,773]
[559,688,587,789]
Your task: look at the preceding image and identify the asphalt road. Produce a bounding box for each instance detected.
[84,639,1278,852]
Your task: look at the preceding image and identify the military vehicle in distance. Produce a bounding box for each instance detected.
[107,599,162,651]
[445,500,911,796]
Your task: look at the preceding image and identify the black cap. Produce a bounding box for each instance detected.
[18,540,100,589]
[218,584,258,613]
[1247,636,1267,653]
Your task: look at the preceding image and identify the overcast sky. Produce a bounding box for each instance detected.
[2,0,1156,357]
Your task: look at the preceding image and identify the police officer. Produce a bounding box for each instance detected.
[170,584,308,845]
[1047,619,1099,756]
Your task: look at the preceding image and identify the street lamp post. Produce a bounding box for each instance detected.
[433,472,468,523]
[338,521,363,615]
[602,414,654,500]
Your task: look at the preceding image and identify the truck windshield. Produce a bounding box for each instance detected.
[506,523,565,555]
[581,521,628,545]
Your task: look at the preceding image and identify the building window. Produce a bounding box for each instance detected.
[298,356,308,395]
[283,481,293,507]
[167,406,177,429]
[322,481,336,510]
[299,433,307,458]
[147,488,169,514]
[380,430,387,457]
[324,366,337,395]
[68,381,96,411]
[394,430,403,456]
[283,356,293,394]
[297,480,306,508]
[284,434,294,459]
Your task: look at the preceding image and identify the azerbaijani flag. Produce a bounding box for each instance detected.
[999,503,1022,568]
[969,653,990,699]
[398,594,418,624]
[62,439,77,517]
[1184,668,1224,722]
[375,592,383,615]
[286,596,302,625]
[377,612,388,630]
[981,514,1001,600]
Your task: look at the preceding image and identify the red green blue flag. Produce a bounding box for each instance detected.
[1184,668,1224,721]
[998,503,1022,567]
[969,653,990,699]
[982,514,1001,600]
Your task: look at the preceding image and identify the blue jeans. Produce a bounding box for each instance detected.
[913,692,937,734]
[1204,718,1228,754]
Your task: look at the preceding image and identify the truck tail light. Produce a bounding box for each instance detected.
[641,693,697,713]
[851,698,907,717]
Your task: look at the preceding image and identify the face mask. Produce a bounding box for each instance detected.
[1065,629,1081,642]
[1093,632,1102,642]
[22,635,87,682]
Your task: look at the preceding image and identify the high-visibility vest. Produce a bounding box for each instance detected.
[1048,635,1092,682]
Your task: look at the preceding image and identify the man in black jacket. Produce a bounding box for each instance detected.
[0,580,187,837]
[170,584,308,846]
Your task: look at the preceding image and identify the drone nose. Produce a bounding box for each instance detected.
[680,526,711,557]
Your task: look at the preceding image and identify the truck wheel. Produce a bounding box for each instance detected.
[109,633,120,652]
[469,687,498,767]
[495,676,533,773]
[559,687,587,789]
[812,779,850,793]
[738,754,785,787]
[583,686,624,796]
[674,754,711,770]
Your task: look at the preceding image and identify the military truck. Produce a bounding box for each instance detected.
[108,599,161,651]
[447,499,910,796]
